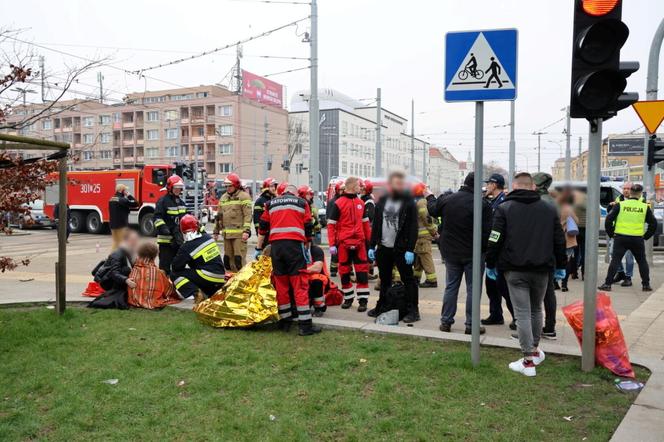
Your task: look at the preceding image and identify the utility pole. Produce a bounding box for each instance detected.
[308,0,320,193]
[565,106,571,181]
[252,109,257,195]
[234,43,243,95]
[12,87,36,106]
[410,99,415,177]
[422,140,427,184]
[263,111,269,178]
[39,56,46,103]
[375,88,382,176]
[532,131,546,172]
[642,18,664,266]
[97,72,104,104]
[508,101,516,188]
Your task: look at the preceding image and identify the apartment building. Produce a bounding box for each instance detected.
[287,89,429,187]
[4,85,288,182]
[428,146,459,194]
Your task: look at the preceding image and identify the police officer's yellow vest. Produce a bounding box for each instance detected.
[615,199,647,237]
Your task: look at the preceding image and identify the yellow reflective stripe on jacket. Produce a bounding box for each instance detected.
[418,228,430,236]
[174,277,189,289]
[157,234,172,244]
[615,199,647,237]
[223,228,245,234]
[220,200,252,206]
[154,219,166,227]
[196,269,225,283]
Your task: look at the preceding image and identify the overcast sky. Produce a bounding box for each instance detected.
[4,0,664,173]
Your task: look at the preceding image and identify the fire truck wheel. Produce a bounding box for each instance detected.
[85,212,104,234]
[69,211,85,233]
[140,213,156,237]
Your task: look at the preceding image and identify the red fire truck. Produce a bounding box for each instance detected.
[43,164,177,236]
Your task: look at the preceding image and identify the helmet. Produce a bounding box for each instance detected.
[297,185,313,199]
[166,175,185,192]
[412,182,427,197]
[334,181,343,194]
[363,179,374,194]
[224,172,241,189]
[262,177,277,190]
[179,214,199,234]
[276,181,289,196]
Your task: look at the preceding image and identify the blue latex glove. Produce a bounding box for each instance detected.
[253,249,262,260]
[486,267,498,281]
[404,251,415,265]
[367,248,376,262]
[554,268,566,281]
[329,246,338,256]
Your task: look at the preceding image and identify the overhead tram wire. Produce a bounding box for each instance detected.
[263,66,310,77]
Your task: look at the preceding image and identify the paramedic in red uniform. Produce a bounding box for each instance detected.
[326,176,372,312]
[256,183,321,336]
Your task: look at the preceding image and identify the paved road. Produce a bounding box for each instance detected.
[2,228,663,349]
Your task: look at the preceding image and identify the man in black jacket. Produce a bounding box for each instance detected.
[109,184,138,251]
[485,172,566,377]
[367,171,420,323]
[89,230,139,309]
[427,172,491,334]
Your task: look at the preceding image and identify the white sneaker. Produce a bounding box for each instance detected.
[509,359,536,377]
[533,349,545,366]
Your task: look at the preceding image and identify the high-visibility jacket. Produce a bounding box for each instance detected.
[154,193,187,245]
[253,190,273,232]
[172,232,226,284]
[614,199,648,237]
[416,197,437,241]
[311,203,321,233]
[615,194,645,204]
[326,193,371,247]
[214,189,252,239]
[259,192,313,243]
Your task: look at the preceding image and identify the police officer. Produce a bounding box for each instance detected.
[609,182,643,286]
[154,175,188,274]
[171,214,226,301]
[214,173,252,272]
[412,182,438,288]
[253,177,277,233]
[599,184,657,292]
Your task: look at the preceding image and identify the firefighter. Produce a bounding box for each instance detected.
[154,175,188,275]
[599,184,657,292]
[299,185,321,241]
[214,173,252,272]
[360,179,377,280]
[326,181,344,277]
[171,215,226,301]
[256,183,320,336]
[412,182,438,288]
[253,177,277,234]
[327,176,372,311]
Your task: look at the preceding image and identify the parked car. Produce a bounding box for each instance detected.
[9,200,56,230]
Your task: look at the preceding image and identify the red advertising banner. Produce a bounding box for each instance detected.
[242,70,284,108]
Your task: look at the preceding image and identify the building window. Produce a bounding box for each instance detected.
[83,151,94,161]
[218,162,233,173]
[100,132,111,144]
[341,161,348,174]
[146,111,159,122]
[196,92,208,98]
[147,129,159,140]
[99,115,111,125]
[218,143,233,155]
[83,116,94,127]
[83,134,95,144]
[217,125,233,136]
[219,105,232,116]
[165,146,179,157]
[143,96,166,104]
[165,128,178,140]
[146,147,160,158]
[42,119,52,130]
[196,127,205,137]
[342,121,348,135]
[100,150,112,159]
[164,110,178,121]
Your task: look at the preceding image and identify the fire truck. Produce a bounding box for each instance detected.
[43,163,203,236]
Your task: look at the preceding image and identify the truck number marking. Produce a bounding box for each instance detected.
[81,183,101,194]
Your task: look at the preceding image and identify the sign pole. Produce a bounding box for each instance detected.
[471,100,484,367]
[582,118,602,372]
[508,100,515,188]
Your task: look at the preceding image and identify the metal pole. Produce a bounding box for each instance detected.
[97,72,104,104]
[39,56,45,103]
[471,101,484,367]
[565,106,571,181]
[309,0,320,192]
[582,118,602,372]
[263,111,268,178]
[643,18,664,265]
[410,99,415,176]
[376,88,382,176]
[422,140,427,184]
[56,155,67,315]
[508,101,515,188]
[252,109,257,195]
[537,133,541,172]
[194,145,199,218]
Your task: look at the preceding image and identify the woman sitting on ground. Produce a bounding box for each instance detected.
[128,242,181,309]
[88,230,139,309]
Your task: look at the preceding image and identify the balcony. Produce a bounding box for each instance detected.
[180,118,190,125]
[122,122,134,129]
[123,139,134,146]
[191,135,205,143]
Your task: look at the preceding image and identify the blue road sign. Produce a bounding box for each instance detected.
[445,29,518,102]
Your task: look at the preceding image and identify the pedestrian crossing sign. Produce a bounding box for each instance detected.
[445,29,518,102]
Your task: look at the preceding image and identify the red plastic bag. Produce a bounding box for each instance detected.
[325,281,343,306]
[562,292,634,378]
[82,281,105,298]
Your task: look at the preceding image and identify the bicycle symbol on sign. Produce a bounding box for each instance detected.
[457,53,484,81]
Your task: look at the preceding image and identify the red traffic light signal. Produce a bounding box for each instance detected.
[581,0,620,16]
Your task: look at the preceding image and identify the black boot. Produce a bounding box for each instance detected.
[357,299,368,312]
[598,283,612,291]
[419,280,438,288]
[643,284,653,292]
[402,309,421,323]
[277,318,293,332]
[298,319,322,336]
[620,277,633,287]
[341,299,353,309]
[612,271,626,284]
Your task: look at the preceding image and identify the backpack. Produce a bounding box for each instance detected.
[376,282,408,320]
[92,259,113,291]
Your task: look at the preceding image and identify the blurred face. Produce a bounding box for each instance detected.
[172,186,183,196]
[123,231,140,254]
[345,180,360,194]
[622,183,632,197]
[485,182,497,195]
[269,184,277,196]
[389,175,406,194]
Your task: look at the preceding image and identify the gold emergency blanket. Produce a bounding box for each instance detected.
[194,256,279,328]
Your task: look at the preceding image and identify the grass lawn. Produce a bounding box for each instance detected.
[0,307,648,441]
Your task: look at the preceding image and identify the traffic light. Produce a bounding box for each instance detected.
[647,135,664,169]
[569,0,639,120]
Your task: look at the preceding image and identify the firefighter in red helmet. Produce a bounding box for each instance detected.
[298,185,320,240]
[360,178,378,280]
[153,175,188,274]
[326,180,345,276]
[253,177,278,234]
[171,214,226,301]
[256,182,321,336]
[412,182,438,288]
[214,172,252,272]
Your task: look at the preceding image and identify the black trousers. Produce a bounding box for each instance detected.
[543,271,556,331]
[604,235,650,286]
[486,272,514,321]
[172,268,222,298]
[159,244,177,275]
[375,246,418,313]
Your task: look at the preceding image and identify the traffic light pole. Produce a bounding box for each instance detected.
[309,0,320,194]
[582,118,602,372]
[471,100,484,368]
[642,18,664,266]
